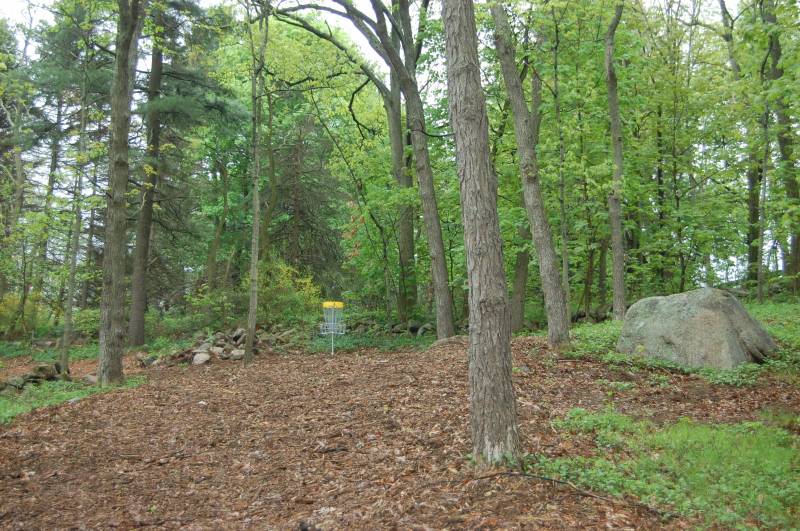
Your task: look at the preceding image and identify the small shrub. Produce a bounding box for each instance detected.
[256,258,321,327]
[73,308,101,338]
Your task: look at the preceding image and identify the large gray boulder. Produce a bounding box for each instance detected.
[616,288,777,369]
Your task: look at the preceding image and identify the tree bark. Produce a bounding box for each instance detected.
[129,27,163,347]
[490,4,570,347]
[245,0,270,364]
[605,3,626,320]
[206,161,229,290]
[61,71,90,378]
[98,0,148,385]
[509,225,531,333]
[761,0,799,291]
[443,0,520,463]
[598,237,608,314]
[32,96,64,319]
[385,72,416,322]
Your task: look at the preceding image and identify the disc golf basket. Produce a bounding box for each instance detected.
[320,301,345,354]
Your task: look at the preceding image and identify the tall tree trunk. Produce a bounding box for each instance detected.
[761,0,799,291]
[718,0,764,286]
[80,164,99,308]
[509,225,531,333]
[129,29,163,347]
[206,161,229,290]
[490,4,570,347]
[385,72,416,322]
[32,96,64,322]
[552,8,570,305]
[245,1,270,364]
[62,71,90,378]
[443,0,520,463]
[598,237,609,313]
[403,86,455,338]
[757,112,770,303]
[98,0,148,385]
[605,3,626,319]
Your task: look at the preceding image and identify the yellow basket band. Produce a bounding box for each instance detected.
[322,301,344,309]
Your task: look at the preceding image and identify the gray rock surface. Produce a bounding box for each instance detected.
[616,288,777,369]
[192,352,211,365]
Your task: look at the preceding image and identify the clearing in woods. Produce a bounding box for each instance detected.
[2,336,799,529]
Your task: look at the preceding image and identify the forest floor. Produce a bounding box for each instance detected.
[2,332,799,529]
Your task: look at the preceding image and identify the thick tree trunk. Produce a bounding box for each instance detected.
[605,3,626,320]
[443,0,520,463]
[98,0,148,385]
[129,35,163,347]
[490,4,570,348]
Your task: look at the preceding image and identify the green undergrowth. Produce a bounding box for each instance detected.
[527,407,800,528]
[305,332,434,354]
[561,301,800,387]
[0,376,146,424]
[1,336,193,365]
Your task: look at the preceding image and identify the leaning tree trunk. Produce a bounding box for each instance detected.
[443,0,520,464]
[605,3,626,320]
[98,0,148,385]
[490,4,570,347]
[129,31,163,347]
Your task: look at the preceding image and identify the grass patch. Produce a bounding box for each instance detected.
[0,376,146,424]
[0,341,30,359]
[305,333,434,354]
[531,408,800,528]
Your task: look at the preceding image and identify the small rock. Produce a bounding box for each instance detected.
[429,335,469,350]
[83,374,98,385]
[32,364,59,381]
[192,352,211,365]
[210,346,224,356]
[230,349,245,361]
[231,328,247,342]
[416,323,434,337]
[407,320,423,334]
[67,397,81,405]
[135,352,157,368]
[194,342,211,352]
[219,350,231,360]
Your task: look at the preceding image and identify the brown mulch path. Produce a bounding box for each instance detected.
[1,337,798,529]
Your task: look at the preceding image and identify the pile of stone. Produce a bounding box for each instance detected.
[0,363,64,395]
[387,319,435,337]
[151,325,306,367]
